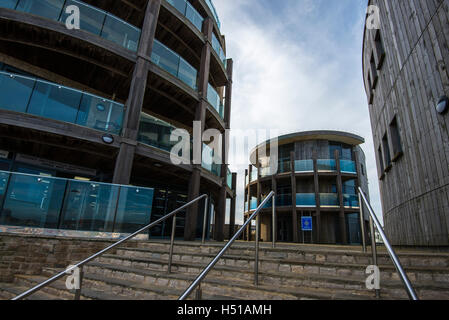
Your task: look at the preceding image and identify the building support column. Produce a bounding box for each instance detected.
[229,172,237,239]
[271,175,277,242]
[335,150,348,244]
[247,165,252,241]
[290,152,299,243]
[313,150,321,244]
[113,0,161,185]
[184,18,213,241]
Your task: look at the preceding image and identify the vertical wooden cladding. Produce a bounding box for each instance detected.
[362,0,449,245]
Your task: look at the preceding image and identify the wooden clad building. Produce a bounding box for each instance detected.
[362,0,449,246]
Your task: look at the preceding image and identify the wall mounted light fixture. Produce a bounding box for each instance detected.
[102,134,114,144]
[436,96,448,115]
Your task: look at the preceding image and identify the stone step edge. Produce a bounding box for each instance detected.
[96,255,449,291]
[0,282,63,300]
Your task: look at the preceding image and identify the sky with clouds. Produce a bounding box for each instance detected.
[212,0,383,225]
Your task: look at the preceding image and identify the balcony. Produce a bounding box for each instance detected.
[317,159,337,172]
[202,143,221,177]
[138,113,179,153]
[0,71,124,135]
[340,160,357,174]
[212,33,227,68]
[152,40,198,90]
[204,0,221,29]
[343,194,360,208]
[295,160,314,173]
[296,193,316,207]
[320,193,340,207]
[2,0,141,52]
[0,170,154,234]
[166,0,204,31]
[207,83,224,119]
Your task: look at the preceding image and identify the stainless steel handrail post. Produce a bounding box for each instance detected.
[272,196,276,248]
[74,266,84,300]
[202,196,208,244]
[12,194,208,300]
[179,191,275,300]
[168,214,177,274]
[254,214,260,286]
[358,193,367,252]
[358,188,419,301]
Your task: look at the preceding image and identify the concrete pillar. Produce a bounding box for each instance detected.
[335,150,348,244]
[290,152,299,243]
[313,150,321,243]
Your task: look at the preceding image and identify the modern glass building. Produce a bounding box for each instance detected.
[363,0,449,246]
[0,0,236,241]
[244,131,370,245]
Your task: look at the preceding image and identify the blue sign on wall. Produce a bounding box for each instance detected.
[301,217,313,231]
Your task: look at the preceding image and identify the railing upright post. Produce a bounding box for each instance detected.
[202,196,209,244]
[369,216,380,298]
[195,283,202,300]
[272,195,276,248]
[358,192,367,253]
[168,214,177,274]
[254,214,260,286]
[74,266,84,300]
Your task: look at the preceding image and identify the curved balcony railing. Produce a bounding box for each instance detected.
[296,193,316,207]
[0,170,154,234]
[202,143,221,177]
[166,0,204,31]
[320,193,340,207]
[340,160,357,174]
[317,159,337,172]
[138,113,180,153]
[0,71,124,135]
[204,0,221,29]
[2,0,141,52]
[207,83,224,118]
[295,160,314,173]
[152,40,198,90]
[212,33,227,68]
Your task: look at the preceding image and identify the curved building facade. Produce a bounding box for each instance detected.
[363,0,449,246]
[0,0,236,241]
[244,131,370,245]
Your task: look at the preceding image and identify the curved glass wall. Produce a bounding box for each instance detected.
[3,0,141,52]
[207,83,224,118]
[0,71,124,135]
[166,0,204,31]
[0,171,154,233]
[152,40,198,90]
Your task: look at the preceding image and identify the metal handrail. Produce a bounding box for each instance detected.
[12,194,208,300]
[179,191,275,300]
[358,188,419,300]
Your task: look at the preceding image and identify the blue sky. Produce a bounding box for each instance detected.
[212,0,383,224]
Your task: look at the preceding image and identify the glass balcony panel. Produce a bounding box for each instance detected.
[250,168,258,182]
[166,0,187,16]
[226,169,232,189]
[77,95,124,135]
[0,173,66,229]
[207,83,224,118]
[276,194,292,207]
[0,72,35,113]
[152,40,180,77]
[1,0,19,9]
[27,81,82,123]
[212,33,226,66]
[340,160,357,174]
[202,144,221,177]
[295,160,314,172]
[245,174,248,185]
[185,1,203,31]
[101,14,140,52]
[296,194,316,207]
[317,159,337,172]
[260,167,272,178]
[178,58,197,90]
[278,160,291,173]
[0,171,10,200]
[59,180,119,232]
[204,0,220,29]
[250,198,257,210]
[16,0,65,21]
[343,194,359,208]
[60,0,105,36]
[138,114,178,152]
[320,193,340,207]
[113,186,154,233]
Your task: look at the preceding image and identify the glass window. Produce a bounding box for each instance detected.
[390,116,403,159]
[16,0,65,21]
[101,15,140,52]
[378,146,385,173]
[114,186,154,233]
[382,133,391,168]
[59,180,119,232]
[0,0,19,9]
[0,73,35,113]
[77,94,124,135]
[27,81,82,124]
[60,0,105,36]
[1,173,66,229]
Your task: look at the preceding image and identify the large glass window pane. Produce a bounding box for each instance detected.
[60,0,105,36]
[27,81,82,123]
[16,0,65,21]
[77,94,124,135]
[178,58,197,90]
[0,173,66,229]
[151,40,180,78]
[114,186,154,233]
[0,0,19,9]
[0,73,35,113]
[59,180,119,232]
[101,15,140,52]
